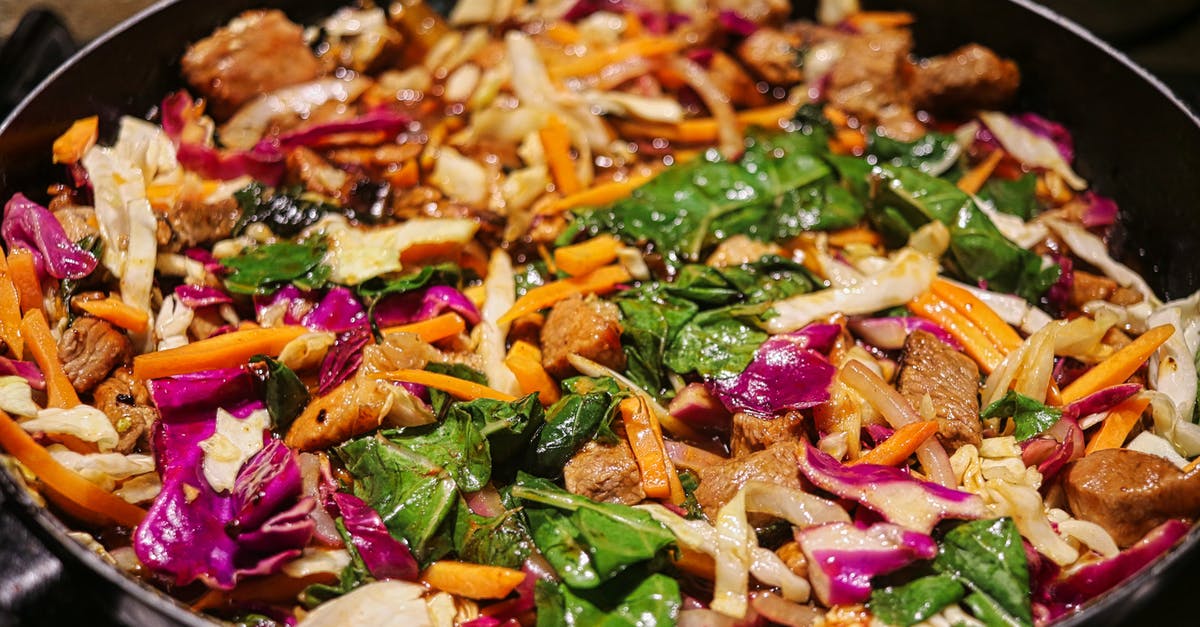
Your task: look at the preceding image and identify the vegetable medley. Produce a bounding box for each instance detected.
[2,0,1199,625]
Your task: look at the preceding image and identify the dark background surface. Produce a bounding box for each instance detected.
[0,1,1199,625]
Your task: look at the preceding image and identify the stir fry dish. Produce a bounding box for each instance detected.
[2,0,1198,625]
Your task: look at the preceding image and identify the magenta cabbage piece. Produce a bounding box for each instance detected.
[1040,519,1189,619]
[796,521,937,605]
[1013,112,1075,162]
[710,324,839,417]
[185,247,227,276]
[175,141,287,184]
[174,284,234,308]
[563,0,632,21]
[1080,191,1119,229]
[848,316,961,351]
[1045,253,1074,317]
[318,325,373,395]
[798,443,985,534]
[0,356,45,390]
[135,367,313,589]
[1062,383,1141,421]
[264,108,410,153]
[717,10,758,36]
[373,285,481,328]
[301,286,368,332]
[1020,416,1083,481]
[328,492,418,581]
[2,193,98,280]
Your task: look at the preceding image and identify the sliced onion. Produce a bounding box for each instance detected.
[668,55,742,159]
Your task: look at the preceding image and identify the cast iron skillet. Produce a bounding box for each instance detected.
[0,0,1198,624]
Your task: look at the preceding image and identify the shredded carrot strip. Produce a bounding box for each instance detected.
[827,226,882,248]
[548,37,683,79]
[823,106,850,127]
[1085,396,1151,455]
[554,235,622,277]
[909,291,1006,373]
[540,114,581,196]
[849,420,939,466]
[845,11,916,30]
[381,369,517,402]
[540,170,658,216]
[382,312,467,344]
[7,249,42,314]
[0,410,147,528]
[672,547,716,580]
[543,22,582,45]
[499,264,631,325]
[20,310,79,408]
[132,326,308,380]
[831,128,866,154]
[537,244,559,276]
[76,297,150,333]
[620,397,676,501]
[420,561,526,600]
[51,116,99,165]
[616,102,798,144]
[956,150,1006,195]
[390,160,420,188]
[1061,325,1175,404]
[930,278,1023,352]
[1184,456,1200,473]
[0,254,23,358]
[505,341,561,405]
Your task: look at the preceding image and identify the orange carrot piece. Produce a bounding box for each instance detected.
[554,235,622,277]
[1061,325,1175,404]
[1085,396,1151,455]
[621,396,682,502]
[382,312,467,343]
[499,264,631,325]
[505,341,561,405]
[76,297,150,334]
[381,369,517,402]
[849,420,939,466]
[672,547,716,580]
[548,37,683,79]
[909,291,1006,373]
[420,561,526,600]
[132,325,308,380]
[390,160,420,188]
[930,278,1023,352]
[543,22,582,45]
[51,116,99,165]
[956,150,1006,195]
[831,128,866,154]
[823,106,850,127]
[827,226,882,248]
[20,310,79,408]
[844,11,916,30]
[616,102,798,144]
[540,115,581,196]
[540,170,658,216]
[7,249,42,314]
[0,410,146,528]
[0,254,23,358]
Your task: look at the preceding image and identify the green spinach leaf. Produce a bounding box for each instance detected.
[221,238,330,294]
[664,305,768,377]
[248,355,309,432]
[385,407,492,492]
[979,173,1039,221]
[981,391,1063,441]
[527,379,621,477]
[355,262,463,300]
[867,130,960,174]
[932,518,1032,627]
[451,498,535,569]
[233,182,342,237]
[869,574,966,627]
[553,571,682,627]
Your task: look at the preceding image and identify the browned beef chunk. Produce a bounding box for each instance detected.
[823,29,923,141]
[540,294,625,379]
[156,197,241,252]
[53,207,99,242]
[58,317,131,394]
[1064,448,1200,547]
[896,330,981,451]
[694,442,805,521]
[181,10,322,119]
[736,28,805,85]
[93,368,157,454]
[730,411,806,459]
[910,44,1020,114]
[563,440,646,505]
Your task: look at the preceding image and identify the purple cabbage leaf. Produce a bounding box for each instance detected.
[709,324,839,417]
[796,521,937,605]
[2,193,98,280]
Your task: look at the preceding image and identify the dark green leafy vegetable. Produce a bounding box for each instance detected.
[385,408,492,492]
[424,363,489,416]
[513,473,675,589]
[933,518,1033,627]
[451,498,535,569]
[355,262,463,300]
[869,574,966,627]
[221,238,330,294]
[872,165,1059,302]
[979,173,1039,221]
[455,393,544,470]
[300,519,372,608]
[543,571,682,627]
[867,129,960,174]
[526,378,622,477]
[663,305,768,377]
[981,391,1063,441]
[233,182,342,237]
[61,234,105,324]
[248,355,309,432]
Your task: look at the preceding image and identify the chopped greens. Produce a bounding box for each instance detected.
[982,391,1063,441]
[221,238,331,294]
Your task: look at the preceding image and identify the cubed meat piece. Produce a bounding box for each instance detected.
[730,411,806,458]
[53,207,98,242]
[93,368,157,454]
[695,442,806,521]
[910,44,1020,114]
[1070,270,1118,306]
[58,317,132,394]
[181,10,322,119]
[540,294,625,379]
[896,330,981,451]
[156,196,241,252]
[1064,448,1200,547]
[824,29,923,141]
[736,28,805,85]
[563,440,646,505]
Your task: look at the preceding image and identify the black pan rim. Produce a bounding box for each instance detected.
[0,0,1197,625]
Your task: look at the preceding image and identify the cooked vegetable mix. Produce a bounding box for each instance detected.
[3,0,1199,625]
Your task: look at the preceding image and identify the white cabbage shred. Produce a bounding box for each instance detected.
[198,408,270,493]
[0,376,39,418]
[21,406,120,453]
